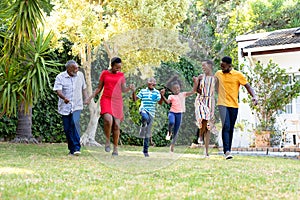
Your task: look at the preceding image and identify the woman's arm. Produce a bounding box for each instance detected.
[84,80,104,104]
[185,76,199,97]
[121,83,135,93]
[215,77,219,94]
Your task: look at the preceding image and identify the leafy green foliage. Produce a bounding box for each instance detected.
[243,60,300,131]
[0,0,51,57]
[0,0,59,140]
[250,0,300,31]
[181,0,300,68]
[0,36,74,142]
[0,31,60,117]
[0,116,17,141]
[31,89,65,143]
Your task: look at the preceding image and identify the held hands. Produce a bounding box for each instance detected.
[160,89,166,96]
[84,96,92,105]
[129,84,135,92]
[192,76,199,83]
[252,96,258,106]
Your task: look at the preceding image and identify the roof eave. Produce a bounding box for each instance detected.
[242,43,300,57]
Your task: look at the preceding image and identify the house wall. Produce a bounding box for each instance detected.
[234,35,300,148]
[246,52,300,74]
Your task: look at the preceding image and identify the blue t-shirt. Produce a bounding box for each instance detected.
[137,88,161,117]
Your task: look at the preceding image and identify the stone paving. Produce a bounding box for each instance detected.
[191,143,300,159]
[220,147,300,159]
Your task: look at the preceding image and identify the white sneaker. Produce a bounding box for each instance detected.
[74,151,81,156]
[225,151,233,160]
[198,137,203,145]
[165,132,171,140]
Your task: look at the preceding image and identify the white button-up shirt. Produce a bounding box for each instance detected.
[53,71,87,115]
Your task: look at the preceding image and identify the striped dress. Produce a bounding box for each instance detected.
[194,75,215,129]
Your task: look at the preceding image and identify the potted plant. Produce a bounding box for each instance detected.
[243,60,300,147]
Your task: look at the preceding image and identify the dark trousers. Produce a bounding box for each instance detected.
[168,112,182,145]
[218,106,238,154]
[62,110,81,154]
[140,110,154,153]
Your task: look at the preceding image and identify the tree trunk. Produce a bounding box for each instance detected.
[80,100,101,146]
[80,44,101,146]
[11,102,38,143]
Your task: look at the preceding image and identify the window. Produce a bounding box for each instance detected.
[279,75,300,115]
[284,103,293,114]
[296,96,300,114]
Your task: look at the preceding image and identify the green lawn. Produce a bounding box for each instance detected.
[0,143,299,200]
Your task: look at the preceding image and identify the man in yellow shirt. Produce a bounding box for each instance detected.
[215,56,258,159]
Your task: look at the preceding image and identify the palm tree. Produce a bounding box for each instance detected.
[0,0,58,142]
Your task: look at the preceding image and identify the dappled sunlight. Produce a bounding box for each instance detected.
[0,167,34,175]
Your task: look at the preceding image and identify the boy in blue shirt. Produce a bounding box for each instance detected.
[132,77,161,157]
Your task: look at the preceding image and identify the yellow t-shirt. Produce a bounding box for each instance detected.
[215,69,248,108]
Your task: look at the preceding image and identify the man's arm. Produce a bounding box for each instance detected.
[244,83,258,106]
[83,88,88,104]
[56,90,69,104]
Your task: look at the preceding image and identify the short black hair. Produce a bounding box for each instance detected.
[221,56,232,64]
[111,57,122,66]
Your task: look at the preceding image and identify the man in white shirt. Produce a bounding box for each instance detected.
[53,60,88,156]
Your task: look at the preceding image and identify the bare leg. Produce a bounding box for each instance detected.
[112,118,121,153]
[170,144,174,152]
[103,114,113,150]
[204,130,211,157]
[199,120,207,144]
[201,120,209,157]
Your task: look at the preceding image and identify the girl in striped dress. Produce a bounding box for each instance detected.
[195,60,216,157]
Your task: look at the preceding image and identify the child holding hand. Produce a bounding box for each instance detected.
[160,76,198,152]
[132,77,161,157]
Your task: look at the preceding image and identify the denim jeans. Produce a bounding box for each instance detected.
[218,106,238,154]
[62,110,81,154]
[168,112,182,145]
[139,110,154,153]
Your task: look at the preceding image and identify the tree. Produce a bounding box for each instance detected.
[243,60,300,131]
[0,0,58,142]
[180,0,247,65]
[181,0,300,66]
[45,0,190,146]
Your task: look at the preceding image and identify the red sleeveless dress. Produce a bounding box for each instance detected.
[99,70,125,121]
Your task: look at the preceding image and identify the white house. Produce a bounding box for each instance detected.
[234,27,300,147]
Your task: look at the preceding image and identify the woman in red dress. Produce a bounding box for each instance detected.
[86,57,134,156]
